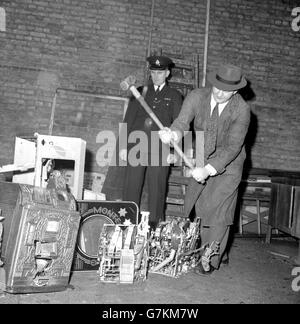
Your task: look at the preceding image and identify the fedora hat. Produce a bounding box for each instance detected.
[207,64,247,91]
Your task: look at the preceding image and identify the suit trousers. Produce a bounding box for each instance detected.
[200,224,230,269]
[122,164,169,228]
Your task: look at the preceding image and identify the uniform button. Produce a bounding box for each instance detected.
[144,118,153,128]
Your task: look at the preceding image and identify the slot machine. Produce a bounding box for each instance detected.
[0,181,80,294]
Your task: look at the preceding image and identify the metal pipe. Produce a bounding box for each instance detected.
[147,0,156,57]
[202,0,211,87]
[48,88,129,135]
[48,91,57,135]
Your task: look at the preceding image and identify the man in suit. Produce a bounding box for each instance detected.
[159,63,250,274]
[119,55,183,229]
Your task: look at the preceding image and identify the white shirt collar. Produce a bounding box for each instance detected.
[210,95,229,115]
[154,83,165,91]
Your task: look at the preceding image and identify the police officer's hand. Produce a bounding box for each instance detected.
[166,153,178,165]
[119,149,127,162]
[191,167,210,183]
[158,127,177,144]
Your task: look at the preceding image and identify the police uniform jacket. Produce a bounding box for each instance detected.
[122,83,182,161]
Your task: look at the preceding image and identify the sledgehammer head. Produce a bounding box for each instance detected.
[120,75,136,91]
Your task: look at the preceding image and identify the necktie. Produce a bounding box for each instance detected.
[155,85,160,93]
[205,103,219,158]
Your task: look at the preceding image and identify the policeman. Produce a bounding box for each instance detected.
[119,55,183,229]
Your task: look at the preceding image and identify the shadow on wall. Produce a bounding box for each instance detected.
[83,149,94,173]
[239,79,256,102]
[239,80,258,173]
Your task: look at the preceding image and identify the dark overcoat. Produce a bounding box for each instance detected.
[171,87,250,226]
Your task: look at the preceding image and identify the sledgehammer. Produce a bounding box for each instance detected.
[120,75,195,170]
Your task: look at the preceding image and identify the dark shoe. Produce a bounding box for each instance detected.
[194,263,215,276]
[149,221,158,232]
[221,258,229,266]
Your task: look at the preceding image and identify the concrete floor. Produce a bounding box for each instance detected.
[0,236,299,305]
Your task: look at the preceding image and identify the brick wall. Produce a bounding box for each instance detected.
[0,0,299,176]
[208,0,300,170]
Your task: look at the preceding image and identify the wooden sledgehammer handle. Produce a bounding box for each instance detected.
[120,76,194,170]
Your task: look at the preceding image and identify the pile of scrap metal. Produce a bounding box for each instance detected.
[148,217,204,277]
[97,214,221,282]
[97,212,150,284]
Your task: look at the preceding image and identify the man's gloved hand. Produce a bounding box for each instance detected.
[191,167,210,183]
[119,149,127,162]
[158,127,178,144]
